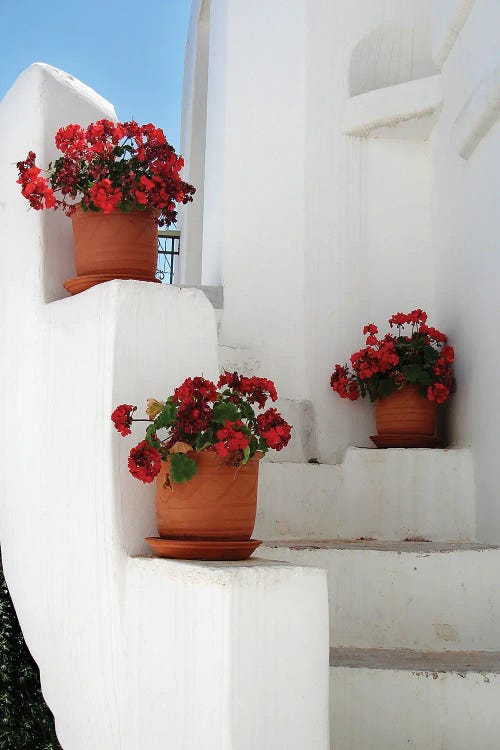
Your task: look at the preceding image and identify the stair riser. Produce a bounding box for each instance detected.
[330,666,500,750]
[259,546,500,651]
[256,448,475,542]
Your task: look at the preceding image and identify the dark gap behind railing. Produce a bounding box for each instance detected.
[156,230,180,284]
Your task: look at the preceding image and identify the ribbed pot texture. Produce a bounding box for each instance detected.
[156,451,261,541]
[375,384,437,436]
[71,206,158,277]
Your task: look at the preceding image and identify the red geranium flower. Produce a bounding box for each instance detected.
[112,372,291,485]
[111,404,137,436]
[214,420,249,457]
[256,409,292,451]
[173,376,218,405]
[128,441,162,483]
[427,383,450,404]
[89,179,122,213]
[331,311,454,404]
[419,324,447,343]
[217,371,242,390]
[441,345,454,363]
[16,119,196,227]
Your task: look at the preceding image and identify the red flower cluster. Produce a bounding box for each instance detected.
[419,324,447,343]
[389,309,428,327]
[173,376,218,404]
[16,151,56,210]
[427,383,451,404]
[218,372,278,408]
[330,311,455,404]
[330,365,360,400]
[111,372,292,485]
[111,404,136,436]
[214,420,249,457]
[173,376,218,435]
[256,408,292,450]
[16,119,195,227]
[128,441,162,483]
[350,339,400,380]
[89,178,122,213]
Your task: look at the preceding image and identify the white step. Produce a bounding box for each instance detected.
[330,647,500,750]
[258,540,500,651]
[255,448,475,541]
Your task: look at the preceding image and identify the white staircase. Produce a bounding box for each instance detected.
[329,648,500,750]
[254,448,500,749]
[216,323,499,748]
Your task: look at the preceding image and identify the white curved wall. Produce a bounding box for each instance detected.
[431,0,500,542]
[0,64,329,748]
[349,19,438,96]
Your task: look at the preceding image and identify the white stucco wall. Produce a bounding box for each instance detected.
[182,0,439,456]
[178,0,210,286]
[303,0,438,461]
[431,0,500,542]
[0,64,330,749]
[183,0,309,398]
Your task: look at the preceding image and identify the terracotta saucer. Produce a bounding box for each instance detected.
[370,434,442,448]
[145,537,262,561]
[64,273,161,295]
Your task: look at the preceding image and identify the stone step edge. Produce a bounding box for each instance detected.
[329,647,500,674]
[261,539,499,553]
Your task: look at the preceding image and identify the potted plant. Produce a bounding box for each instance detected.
[16,119,195,294]
[111,372,292,560]
[330,309,456,447]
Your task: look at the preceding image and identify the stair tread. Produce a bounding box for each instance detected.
[262,539,499,552]
[330,647,500,673]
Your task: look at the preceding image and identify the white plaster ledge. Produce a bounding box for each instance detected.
[432,0,477,68]
[455,66,500,159]
[131,554,326,586]
[341,75,442,139]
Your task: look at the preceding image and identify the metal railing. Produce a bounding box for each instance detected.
[156,230,180,284]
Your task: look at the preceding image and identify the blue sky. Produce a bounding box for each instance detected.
[0,0,192,150]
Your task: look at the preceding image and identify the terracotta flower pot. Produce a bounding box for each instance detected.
[155,450,261,541]
[375,384,436,436]
[71,205,158,278]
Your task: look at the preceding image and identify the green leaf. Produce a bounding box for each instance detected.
[400,365,434,385]
[257,437,268,453]
[145,424,161,449]
[239,400,255,420]
[423,347,439,365]
[401,365,426,383]
[377,378,397,398]
[195,432,213,452]
[241,446,251,465]
[170,453,198,484]
[212,401,240,423]
[155,401,178,430]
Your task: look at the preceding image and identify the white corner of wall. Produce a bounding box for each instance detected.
[454,65,500,159]
[341,75,442,139]
[5,62,117,122]
[36,62,117,120]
